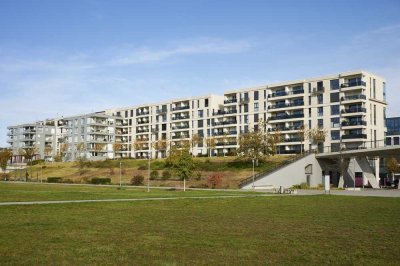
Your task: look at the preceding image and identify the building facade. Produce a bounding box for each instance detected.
[7,70,388,161]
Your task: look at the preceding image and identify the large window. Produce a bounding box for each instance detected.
[317,94,323,104]
[318,107,323,117]
[331,131,340,140]
[330,105,340,116]
[330,79,339,90]
[254,91,259,101]
[331,117,340,128]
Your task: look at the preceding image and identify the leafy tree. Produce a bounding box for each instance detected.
[237,131,273,163]
[113,142,123,158]
[167,147,195,184]
[19,147,37,181]
[308,128,328,153]
[268,129,283,155]
[205,136,216,157]
[386,157,399,185]
[76,142,86,159]
[190,133,202,157]
[0,149,12,180]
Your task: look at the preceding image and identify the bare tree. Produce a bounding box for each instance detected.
[308,128,328,153]
[296,125,309,154]
[190,133,202,157]
[0,149,12,180]
[205,136,216,157]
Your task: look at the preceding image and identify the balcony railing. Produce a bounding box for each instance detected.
[341,81,366,88]
[215,142,237,146]
[268,101,304,109]
[172,135,189,139]
[212,109,237,116]
[341,107,366,114]
[341,134,367,139]
[172,106,190,111]
[341,94,367,101]
[172,116,190,120]
[136,129,149,133]
[137,120,149,125]
[269,113,304,121]
[172,125,190,130]
[239,97,250,104]
[268,126,302,132]
[136,111,150,116]
[268,89,304,98]
[341,121,367,127]
[224,99,237,104]
[156,109,168,114]
[213,120,237,126]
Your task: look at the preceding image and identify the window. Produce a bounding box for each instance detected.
[244,115,248,124]
[318,107,323,117]
[330,79,339,90]
[308,108,311,117]
[205,99,209,107]
[331,117,340,128]
[317,94,323,104]
[308,120,312,129]
[308,83,311,93]
[383,82,386,101]
[330,105,340,116]
[373,79,376,99]
[330,92,339,103]
[254,103,259,112]
[308,96,311,105]
[331,131,340,140]
[394,137,400,145]
[198,110,203,118]
[244,104,249,113]
[254,114,259,123]
[130,110,134,117]
[318,119,324,129]
[254,91,259,101]
[374,105,376,125]
[264,90,267,99]
[386,137,392,146]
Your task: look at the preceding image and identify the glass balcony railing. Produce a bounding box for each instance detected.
[341,107,366,114]
[268,89,304,98]
[341,134,367,139]
[341,121,367,126]
[341,81,366,88]
[213,109,237,116]
[224,99,237,104]
[269,113,304,120]
[268,101,304,109]
[341,95,367,101]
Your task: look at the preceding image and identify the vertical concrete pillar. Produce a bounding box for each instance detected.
[375,157,380,187]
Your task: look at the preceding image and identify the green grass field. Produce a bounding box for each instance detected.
[0,183,399,265]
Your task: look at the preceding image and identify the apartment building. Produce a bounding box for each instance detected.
[7,70,388,161]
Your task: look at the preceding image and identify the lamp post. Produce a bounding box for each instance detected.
[119,160,122,188]
[147,153,151,192]
[40,164,43,183]
[252,158,255,189]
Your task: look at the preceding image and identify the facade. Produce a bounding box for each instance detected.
[7,70,388,161]
[385,117,400,146]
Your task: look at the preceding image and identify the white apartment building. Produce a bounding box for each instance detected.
[7,70,387,161]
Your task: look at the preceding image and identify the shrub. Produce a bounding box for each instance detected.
[138,165,147,170]
[131,175,144,185]
[195,171,202,181]
[31,159,45,165]
[150,170,159,180]
[90,177,111,185]
[109,167,115,175]
[47,177,62,183]
[207,173,223,189]
[162,170,171,180]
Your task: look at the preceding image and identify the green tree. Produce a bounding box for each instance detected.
[386,157,399,186]
[167,147,195,190]
[20,147,37,181]
[0,149,12,180]
[308,128,328,153]
[237,130,273,163]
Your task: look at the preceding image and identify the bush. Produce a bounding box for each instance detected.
[150,170,159,180]
[138,165,147,170]
[207,173,223,189]
[131,175,144,185]
[292,182,310,189]
[90,177,111,185]
[162,170,171,180]
[47,177,62,183]
[31,159,45,165]
[195,171,202,181]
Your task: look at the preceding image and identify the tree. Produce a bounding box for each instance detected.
[167,147,195,191]
[205,136,216,157]
[113,142,123,158]
[308,128,328,153]
[19,147,37,181]
[268,129,283,155]
[296,125,309,154]
[190,134,202,157]
[386,157,399,186]
[237,130,273,163]
[0,149,12,180]
[76,142,86,159]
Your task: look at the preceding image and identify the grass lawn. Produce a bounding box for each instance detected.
[0,183,260,202]
[0,184,399,265]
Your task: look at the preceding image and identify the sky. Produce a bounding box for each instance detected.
[1,0,400,146]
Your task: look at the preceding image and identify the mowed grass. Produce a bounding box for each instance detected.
[0,183,258,202]
[0,184,399,265]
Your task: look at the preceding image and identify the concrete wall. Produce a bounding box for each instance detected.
[242,153,323,189]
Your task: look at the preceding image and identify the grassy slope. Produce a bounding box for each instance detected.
[9,156,289,188]
[0,190,399,265]
[0,183,259,202]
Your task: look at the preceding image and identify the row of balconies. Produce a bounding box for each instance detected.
[341,107,366,114]
[268,89,304,98]
[213,120,237,126]
[172,105,190,111]
[268,101,304,109]
[213,131,237,136]
[269,113,304,121]
[213,109,237,116]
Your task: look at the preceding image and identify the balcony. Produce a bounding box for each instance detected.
[172,105,190,111]
[156,109,168,114]
[341,95,367,101]
[283,138,302,142]
[268,101,304,110]
[269,113,304,121]
[239,97,250,104]
[172,135,189,139]
[224,99,237,104]
[213,120,237,126]
[341,81,366,88]
[341,134,367,140]
[172,115,190,121]
[172,125,190,130]
[341,107,366,114]
[137,120,149,125]
[213,109,237,116]
[268,89,304,98]
[268,126,301,132]
[136,129,149,133]
[136,111,150,116]
[216,142,237,146]
[341,121,367,127]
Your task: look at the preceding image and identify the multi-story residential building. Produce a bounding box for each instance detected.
[7,70,388,161]
[385,117,400,146]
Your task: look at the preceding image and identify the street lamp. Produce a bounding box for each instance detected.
[147,152,151,192]
[252,158,255,189]
[119,160,122,188]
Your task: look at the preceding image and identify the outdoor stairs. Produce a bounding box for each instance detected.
[239,151,314,188]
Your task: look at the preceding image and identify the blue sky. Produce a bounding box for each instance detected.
[1,0,400,146]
